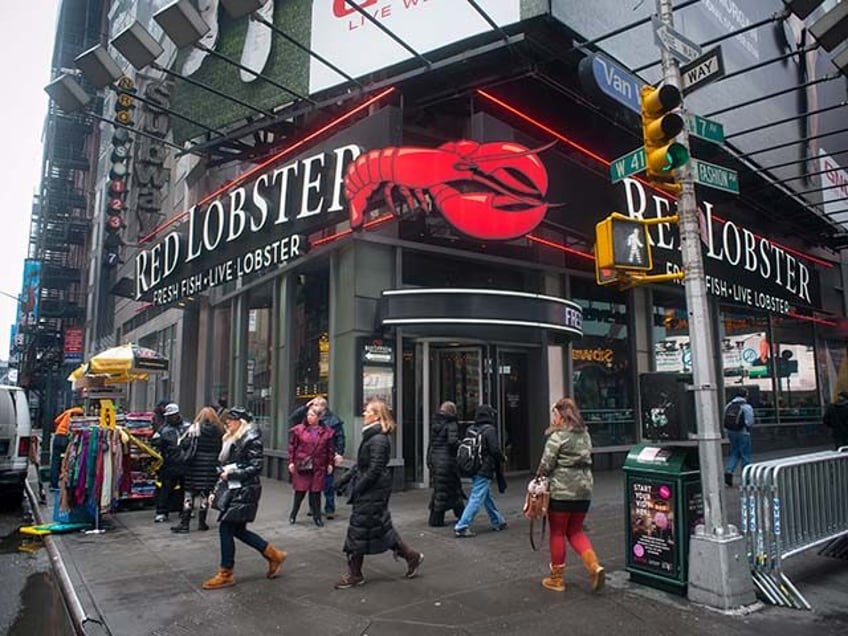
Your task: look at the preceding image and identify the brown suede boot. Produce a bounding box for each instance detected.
[581,549,605,592]
[202,567,235,590]
[263,544,287,579]
[542,563,566,592]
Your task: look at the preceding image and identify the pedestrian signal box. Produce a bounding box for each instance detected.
[595,213,653,271]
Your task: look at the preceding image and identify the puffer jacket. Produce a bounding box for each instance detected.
[537,426,593,501]
[427,412,463,513]
[217,427,263,524]
[471,410,503,480]
[182,422,223,493]
[339,423,399,556]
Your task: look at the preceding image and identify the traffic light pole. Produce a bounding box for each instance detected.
[655,0,756,609]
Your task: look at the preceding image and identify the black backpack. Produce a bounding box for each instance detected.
[724,402,745,431]
[456,425,483,477]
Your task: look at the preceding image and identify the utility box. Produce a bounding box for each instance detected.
[623,444,703,595]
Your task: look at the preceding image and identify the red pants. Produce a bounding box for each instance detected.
[548,511,593,566]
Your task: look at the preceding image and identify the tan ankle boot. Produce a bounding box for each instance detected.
[542,563,566,592]
[263,544,287,579]
[581,549,605,592]
[202,567,235,590]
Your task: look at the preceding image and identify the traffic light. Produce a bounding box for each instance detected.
[640,84,688,188]
[595,213,653,272]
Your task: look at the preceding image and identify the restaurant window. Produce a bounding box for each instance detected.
[247,283,273,445]
[292,267,330,405]
[571,277,635,446]
[718,306,774,424]
[770,313,820,426]
[210,303,231,406]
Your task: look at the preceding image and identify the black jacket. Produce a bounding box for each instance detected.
[217,428,263,524]
[338,423,399,555]
[824,395,848,447]
[472,413,503,480]
[154,419,187,479]
[427,412,464,513]
[181,422,223,492]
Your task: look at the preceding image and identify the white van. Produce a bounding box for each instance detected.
[0,385,31,505]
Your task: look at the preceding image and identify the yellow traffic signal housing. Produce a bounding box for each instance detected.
[594,247,618,286]
[640,85,689,182]
[595,213,653,272]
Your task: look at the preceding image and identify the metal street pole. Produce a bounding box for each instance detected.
[655,0,756,610]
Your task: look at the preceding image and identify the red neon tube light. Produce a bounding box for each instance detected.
[475,89,834,270]
[139,87,397,245]
[526,234,594,261]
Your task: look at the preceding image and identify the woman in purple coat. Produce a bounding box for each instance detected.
[288,408,334,526]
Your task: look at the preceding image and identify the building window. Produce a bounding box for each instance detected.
[292,267,330,403]
[570,276,635,446]
[247,283,273,445]
[718,306,772,419]
[210,302,231,406]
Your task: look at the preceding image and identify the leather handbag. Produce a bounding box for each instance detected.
[295,456,314,473]
[522,476,550,551]
[211,479,233,512]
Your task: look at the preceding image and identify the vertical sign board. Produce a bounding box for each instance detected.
[357,336,395,411]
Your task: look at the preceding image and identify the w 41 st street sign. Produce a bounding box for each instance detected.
[610,147,646,183]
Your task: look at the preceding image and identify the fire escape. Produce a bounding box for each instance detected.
[16,0,104,425]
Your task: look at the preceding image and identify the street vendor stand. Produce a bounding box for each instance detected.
[59,344,169,532]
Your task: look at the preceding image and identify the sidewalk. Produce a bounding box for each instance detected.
[39,448,848,636]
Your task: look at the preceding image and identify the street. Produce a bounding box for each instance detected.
[0,494,73,635]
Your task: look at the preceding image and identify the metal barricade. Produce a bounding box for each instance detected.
[741,449,848,610]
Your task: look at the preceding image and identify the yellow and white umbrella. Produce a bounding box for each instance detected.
[67,343,169,385]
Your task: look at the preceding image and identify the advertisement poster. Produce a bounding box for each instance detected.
[629,478,677,577]
[18,259,42,328]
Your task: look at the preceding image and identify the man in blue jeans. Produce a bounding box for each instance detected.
[724,388,755,487]
[454,404,507,538]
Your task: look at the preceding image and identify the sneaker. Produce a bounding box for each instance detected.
[325,511,335,519]
[454,528,476,538]
[334,573,365,589]
[154,514,168,523]
[405,552,424,579]
[492,522,508,532]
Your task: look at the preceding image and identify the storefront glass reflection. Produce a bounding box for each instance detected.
[247,283,273,445]
[571,277,634,446]
[292,268,330,403]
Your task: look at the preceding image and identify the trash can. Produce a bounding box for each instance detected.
[623,444,703,596]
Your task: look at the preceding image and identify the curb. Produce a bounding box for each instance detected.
[23,480,111,636]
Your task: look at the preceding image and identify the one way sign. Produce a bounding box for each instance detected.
[680,47,725,95]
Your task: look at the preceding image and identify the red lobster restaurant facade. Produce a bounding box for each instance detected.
[115,2,847,485]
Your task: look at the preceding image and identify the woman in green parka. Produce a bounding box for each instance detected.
[534,397,605,593]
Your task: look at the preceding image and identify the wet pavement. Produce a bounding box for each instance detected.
[0,494,74,635]
[32,445,848,636]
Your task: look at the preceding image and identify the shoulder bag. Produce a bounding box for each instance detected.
[522,476,550,551]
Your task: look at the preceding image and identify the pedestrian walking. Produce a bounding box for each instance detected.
[334,398,423,589]
[288,407,335,526]
[453,404,507,538]
[171,406,224,534]
[202,407,286,590]
[427,401,465,527]
[152,403,188,523]
[289,396,346,519]
[723,388,755,487]
[533,397,605,593]
[823,391,848,450]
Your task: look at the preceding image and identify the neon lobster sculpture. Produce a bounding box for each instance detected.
[344,140,554,240]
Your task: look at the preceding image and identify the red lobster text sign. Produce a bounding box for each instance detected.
[344,140,552,240]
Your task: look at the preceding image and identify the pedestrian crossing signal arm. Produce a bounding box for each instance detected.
[617,270,686,289]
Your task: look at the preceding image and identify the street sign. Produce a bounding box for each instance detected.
[610,147,646,183]
[652,16,701,64]
[691,158,739,194]
[578,52,645,115]
[685,112,725,144]
[680,47,725,94]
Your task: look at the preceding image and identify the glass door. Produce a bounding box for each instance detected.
[497,349,530,471]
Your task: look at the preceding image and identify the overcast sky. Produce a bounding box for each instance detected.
[0,1,59,361]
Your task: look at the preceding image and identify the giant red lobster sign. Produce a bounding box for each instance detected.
[343,140,553,240]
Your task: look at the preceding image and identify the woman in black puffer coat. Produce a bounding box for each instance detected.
[334,398,424,589]
[202,407,286,590]
[427,401,465,526]
[171,406,224,534]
